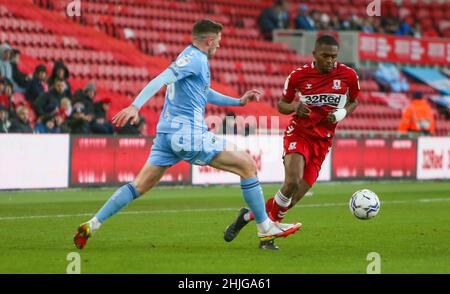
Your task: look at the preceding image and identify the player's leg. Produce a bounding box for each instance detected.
[289,179,311,208]
[74,163,169,249]
[210,150,301,242]
[74,133,177,249]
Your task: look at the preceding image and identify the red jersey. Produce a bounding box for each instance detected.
[282,61,360,140]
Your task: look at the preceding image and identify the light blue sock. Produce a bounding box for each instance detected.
[95,183,141,223]
[240,177,268,223]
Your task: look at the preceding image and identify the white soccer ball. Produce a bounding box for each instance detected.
[349,189,380,219]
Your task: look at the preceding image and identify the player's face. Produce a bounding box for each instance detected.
[313,44,339,73]
[207,33,221,59]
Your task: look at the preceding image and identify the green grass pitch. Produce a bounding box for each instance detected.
[0,181,449,273]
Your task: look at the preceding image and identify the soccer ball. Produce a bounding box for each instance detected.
[349,189,380,220]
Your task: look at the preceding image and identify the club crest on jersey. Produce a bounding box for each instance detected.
[306,83,312,90]
[332,79,341,90]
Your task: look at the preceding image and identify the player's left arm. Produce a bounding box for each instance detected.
[207,88,263,106]
[327,70,360,124]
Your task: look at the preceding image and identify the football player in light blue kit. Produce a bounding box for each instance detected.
[73,19,301,250]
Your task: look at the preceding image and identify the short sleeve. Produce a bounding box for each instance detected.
[282,70,299,103]
[168,54,202,81]
[348,70,360,100]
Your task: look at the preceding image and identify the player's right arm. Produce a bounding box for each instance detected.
[112,69,177,127]
[278,70,310,117]
[113,54,201,127]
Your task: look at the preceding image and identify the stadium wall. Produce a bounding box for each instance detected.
[0,135,448,190]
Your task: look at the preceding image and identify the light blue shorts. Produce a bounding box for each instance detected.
[148,131,225,166]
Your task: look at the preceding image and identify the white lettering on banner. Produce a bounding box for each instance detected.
[360,36,376,53]
[428,43,445,59]
[395,40,410,56]
[359,33,450,65]
[447,44,450,62]
[376,37,391,58]
[417,137,450,180]
[410,40,425,60]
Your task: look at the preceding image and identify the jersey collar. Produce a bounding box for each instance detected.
[190,44,208,57]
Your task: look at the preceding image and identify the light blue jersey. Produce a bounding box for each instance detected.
[129,44,241,166]
[158,45,210,134]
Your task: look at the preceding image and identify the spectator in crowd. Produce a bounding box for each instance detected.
[48,60,72,98]
[35,114,60,134]
[25,64,48,104]
[0,76,13,110]
[10,49,31,92]
[0,105,11,133]
[9,105,33,133]
[329,15,342,31]
[59,97,72,119]
[396,18,413,36]
[258,0,290,41]
[0,43,12,83]
[361,18,376,33]
[33,78,67,117]
[411,22,422,38]
[222,111,238,135]
[373,63,409,93]
[61,103,91,134]
[91,97,113,134]
[398,91,436,136]
[116,115,146,135]
[72,82,96,121]
[294,4,315,31]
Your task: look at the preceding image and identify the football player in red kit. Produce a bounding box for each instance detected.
[224,35,360,249]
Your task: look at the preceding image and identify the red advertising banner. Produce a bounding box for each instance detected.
[332,138,417,179]
[359,33,450,65]
[71,137,190,186]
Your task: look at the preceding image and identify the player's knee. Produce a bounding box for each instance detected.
[239,154,258,178]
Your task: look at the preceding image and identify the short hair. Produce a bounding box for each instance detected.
[192,19,223,39]
[315,35,339,48]
[54,78,65,84]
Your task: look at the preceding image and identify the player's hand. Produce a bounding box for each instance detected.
[295,102,311,118]
[112,105,140,128]
[326,111,338,124]
[240,89,264,106]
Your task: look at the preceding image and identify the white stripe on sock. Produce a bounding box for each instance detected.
[275,190,291,208]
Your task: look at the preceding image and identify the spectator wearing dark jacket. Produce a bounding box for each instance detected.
[61,103,91,134]
[35,114,60,134]
[9,105,33,133]
[0,77,13,110]
[33,78,67,117]
[258,0,290,41]
[91,97,113,134]
[25,64,48,104]
[48,60,72,98]
[10,49,31,92]
[72,82,96,121]
[117,115,147,136]
[0,105,11,133]
[0,43,12,83]
[294,4,315,30]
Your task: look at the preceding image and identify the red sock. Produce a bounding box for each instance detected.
[268,197,289,222]
[246,197,275,222]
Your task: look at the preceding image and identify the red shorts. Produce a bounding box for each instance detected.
[283,132,332,187]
